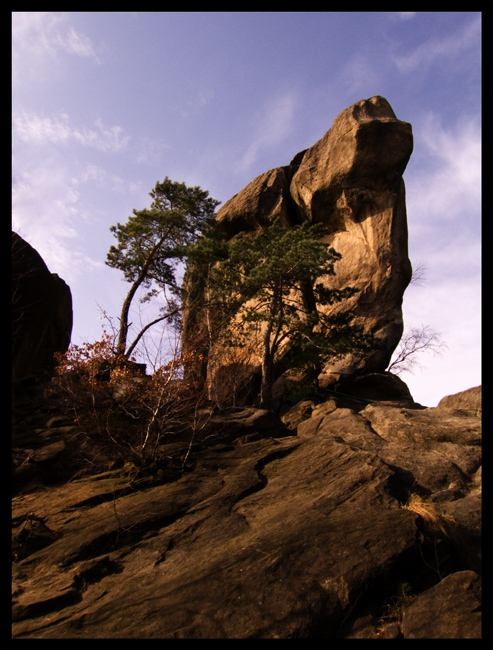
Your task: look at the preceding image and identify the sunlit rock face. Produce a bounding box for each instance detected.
[184,96,413,392]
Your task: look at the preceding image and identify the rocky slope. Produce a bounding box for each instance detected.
[12,384,481,639]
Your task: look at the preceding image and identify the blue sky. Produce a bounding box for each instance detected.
[12,11,481,406]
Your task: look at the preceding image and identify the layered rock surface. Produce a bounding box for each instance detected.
[12,385,481,639]
[183,96,413,390]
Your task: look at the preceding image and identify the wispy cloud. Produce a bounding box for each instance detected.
[12,12,100,89]
[238,92,298,173]
[402,112,481,405]
[12,155,86,279]
[406,114,481,231]
[396,12,417,21]
[135,136,169,165]
[12,12,100,63]
[394,13,481,72]
[82,163,143,194]
[341,52,383,97]
[55,25,99,60]
[13,111,129,153]
[401,273,481,406]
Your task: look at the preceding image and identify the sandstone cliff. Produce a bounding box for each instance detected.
[12,384,481,639]
[182,96,413,397]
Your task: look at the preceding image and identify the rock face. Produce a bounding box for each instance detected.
[290,97,413,384]
[12,386,481,639]
[437,385,482,413]
[183,96,413,392]
[12,232,73,381]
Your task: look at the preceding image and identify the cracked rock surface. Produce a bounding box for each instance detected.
[12,387,481,638]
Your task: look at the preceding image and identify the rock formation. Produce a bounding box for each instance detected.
[12,385,481,639]
[183,96,413,394]
[12,231,73,382]
[10,99,481,639]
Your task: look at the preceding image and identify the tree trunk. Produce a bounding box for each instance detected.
[117,277,142,357]
[260,287,280,409]
[116,234,169,357]
[260,325,274,410]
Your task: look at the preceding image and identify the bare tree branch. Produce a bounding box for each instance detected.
[388,325,447,375]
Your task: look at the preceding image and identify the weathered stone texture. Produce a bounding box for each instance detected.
[401,571,481,639]
[184,96,413,392]
[437,385,481,413]
[12,386,481,639]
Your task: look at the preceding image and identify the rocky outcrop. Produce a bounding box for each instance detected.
[400,571,481,639]
[12,386,481,639]
[290,97,413,383]
[12,232,73,382]
[437,385,481,413]
[331,371,418,407]
[183,96,413,393]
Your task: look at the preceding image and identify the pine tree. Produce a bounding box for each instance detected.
[106,177,219,359]
[208,219,374,408]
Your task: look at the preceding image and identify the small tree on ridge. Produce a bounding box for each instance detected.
[106,177,219,360]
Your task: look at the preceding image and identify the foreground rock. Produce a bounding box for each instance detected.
[12,386,481,638]
[183,96,413,392]
[401,571,481,639]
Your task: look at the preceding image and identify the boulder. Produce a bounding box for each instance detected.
[183,96,413,396]
[401,571,481,639]
[332,371,418,407]
[12,232,72,382]
[281,399,316,430]
[215,166,298,237]
[437,385,481,413]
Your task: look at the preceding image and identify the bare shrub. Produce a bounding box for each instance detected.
[47,334,206,471]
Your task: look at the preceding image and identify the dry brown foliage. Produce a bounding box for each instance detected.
[47,333,208,470]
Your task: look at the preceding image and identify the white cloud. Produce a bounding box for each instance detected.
[238,92,298,172]
[136,136,169,165]
[13,111,129,153]
[341,53,383,97]
[12,12,99,63]
[82,163,124,189]
[420,115,481,192]
[11,154,101,283]
[394,13,481,72]
[55,25,99,60]
[396,12,417,21]
[405,114,481,235]
[401,111,481,405]
[82,163,143,194]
